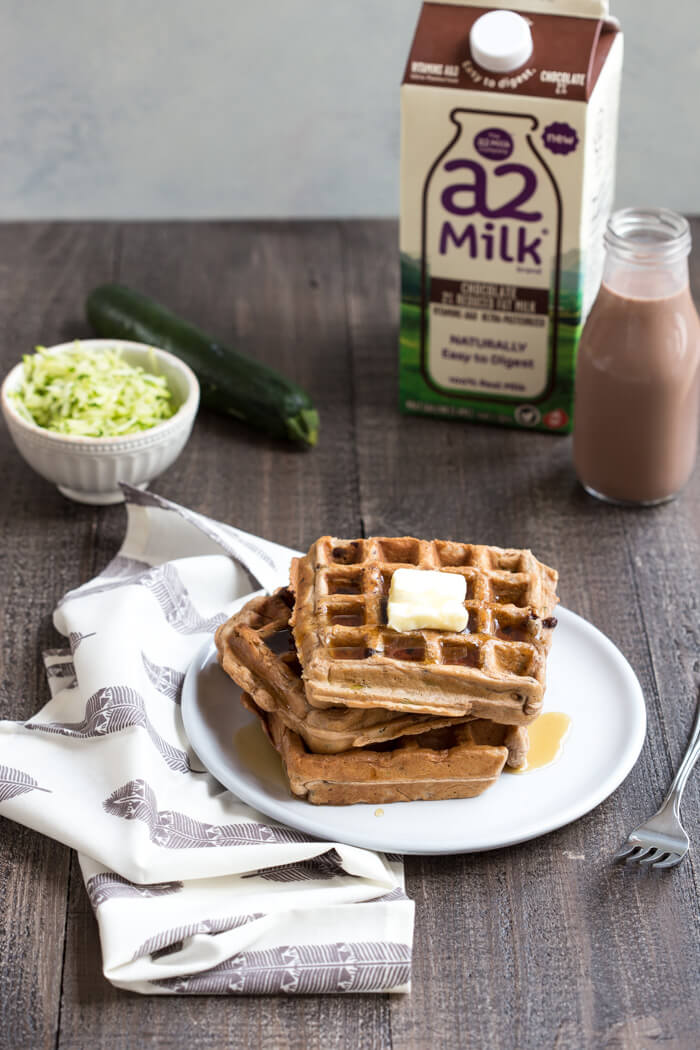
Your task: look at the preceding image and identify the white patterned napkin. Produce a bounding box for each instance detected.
[0,486,413,995]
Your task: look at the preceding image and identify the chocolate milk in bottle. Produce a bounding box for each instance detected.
[573,209,700,504]
[399,1,623,433]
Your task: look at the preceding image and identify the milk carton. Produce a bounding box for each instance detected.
[399,0,623,432]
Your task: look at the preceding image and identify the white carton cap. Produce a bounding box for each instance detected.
[469,10,534,72]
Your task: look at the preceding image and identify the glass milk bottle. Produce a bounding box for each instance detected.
[573,208,700,504]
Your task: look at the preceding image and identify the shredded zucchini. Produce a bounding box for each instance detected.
[11,343,175,437]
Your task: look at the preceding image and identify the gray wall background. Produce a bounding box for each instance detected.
[1,0,698,219]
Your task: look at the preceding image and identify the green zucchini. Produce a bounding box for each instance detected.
[86,283,319,447]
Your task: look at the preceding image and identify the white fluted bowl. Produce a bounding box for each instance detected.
[1,339,200,504]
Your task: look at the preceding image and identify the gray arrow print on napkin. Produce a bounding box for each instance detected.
[242,848,353,883]
[133,913,265,960]
[103,779,313,847]
[151,941,411,994]
[120,485,275,589]
[141,653,185,704]
[24,686,197,774]
[69,631,96,653]
[101,555,152,579]
[60,563,226,636]
[369,886,410,903]
[0,765,51,803]
[140,563,227,634]
[58,556,151,606]
[45,661,77,681]
[86,872,183,909]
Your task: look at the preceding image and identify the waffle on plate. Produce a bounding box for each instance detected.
[241,690,529,805]
[290,536,558,721]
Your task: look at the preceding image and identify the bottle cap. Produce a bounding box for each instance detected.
[469,10,533,73]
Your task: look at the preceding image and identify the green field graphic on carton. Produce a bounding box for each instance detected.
[399,253,581,433]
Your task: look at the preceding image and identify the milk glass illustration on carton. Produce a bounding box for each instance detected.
[399,0,623,432]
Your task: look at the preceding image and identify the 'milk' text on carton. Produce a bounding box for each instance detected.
[399,0,623,432]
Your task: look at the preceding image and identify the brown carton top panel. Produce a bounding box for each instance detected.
[403,4,618,101]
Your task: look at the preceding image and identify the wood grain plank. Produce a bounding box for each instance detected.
[340,218,700,1050]
[0,222,120,1050]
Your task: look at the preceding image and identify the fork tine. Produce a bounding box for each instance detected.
[625,847,656,864]
[638,848,664,866]
[614,842,639,862]
[617,845,650,864]
[652,852,685,870]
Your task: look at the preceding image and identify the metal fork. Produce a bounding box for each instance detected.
[616,696,700,870]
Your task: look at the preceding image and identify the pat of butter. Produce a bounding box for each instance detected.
[388,600,469,632]
[387,568,468,632]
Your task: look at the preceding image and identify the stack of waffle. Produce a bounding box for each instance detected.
[215,536,558,805]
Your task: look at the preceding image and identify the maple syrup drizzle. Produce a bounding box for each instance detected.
[507,712,572,774]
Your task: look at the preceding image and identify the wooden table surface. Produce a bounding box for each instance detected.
[0,220,698,1050]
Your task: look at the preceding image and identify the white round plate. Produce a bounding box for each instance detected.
[182,607,646,854]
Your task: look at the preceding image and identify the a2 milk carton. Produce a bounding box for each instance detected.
[399,0,623,433]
